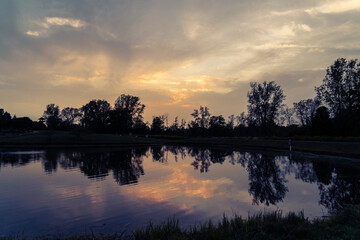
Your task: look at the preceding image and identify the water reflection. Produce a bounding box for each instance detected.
[318,168,360,213]
[246,153,288,206]
[1,146,359,214]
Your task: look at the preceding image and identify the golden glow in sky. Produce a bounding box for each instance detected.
[1,0,360,122]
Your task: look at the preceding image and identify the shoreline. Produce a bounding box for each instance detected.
[1,131,360,158]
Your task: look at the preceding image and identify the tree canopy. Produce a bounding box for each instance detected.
[81,99,111,132]
[247,81,285,129]
[2,57,360,137]
[316,58,360,117]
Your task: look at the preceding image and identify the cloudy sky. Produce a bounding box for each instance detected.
[1,0,360,122]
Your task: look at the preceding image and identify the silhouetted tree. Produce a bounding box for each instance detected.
[10,117,35,130]
[42,104,62,129]
[293,99,320,126]
[236,112,247,127]
[168,116,180,134]
[315,58,360,135]
[189,106,210,136]
[108,109,131,134]
[311,106,332,136]
[227,114,235,129]
[0,109,11,129]
[190,106,210,129]
[60,107,82,128]
[81,99,111,132]
[209,115,226,136]
[279,106,296,126]
[151,116,165,134]
[114,94,145,127]
[247,81,285,131]
[316,58,360,117]
[132,118,149,134]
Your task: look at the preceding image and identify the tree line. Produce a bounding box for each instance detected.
[1,57,359,137]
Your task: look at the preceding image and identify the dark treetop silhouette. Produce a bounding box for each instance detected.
[1,57,360,137]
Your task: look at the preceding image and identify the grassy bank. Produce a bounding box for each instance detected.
[1,131,360,158]
[2,206,359,240]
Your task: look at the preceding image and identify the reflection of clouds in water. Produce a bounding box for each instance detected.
[121,163,233,204]
[1,147,359,218]
[232,190,254,203]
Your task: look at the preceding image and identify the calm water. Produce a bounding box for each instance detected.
[0,146,359,237]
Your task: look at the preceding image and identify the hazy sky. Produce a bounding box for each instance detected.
[1,0,360,122]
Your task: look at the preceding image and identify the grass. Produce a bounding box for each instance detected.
[1,205,359,240]
[1,131,360,158]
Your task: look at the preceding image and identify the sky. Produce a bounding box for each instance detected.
[1,0,360,123]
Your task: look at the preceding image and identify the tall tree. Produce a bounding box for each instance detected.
[316,58,360,117]
[151,116,165,134]
[42,104,61,129]
[81,99,111,132]
[247,81,285,129]
[168,116,179,133]
[190,106,211,129]
[279,106,296,126]
[209,115,226,136]
[316,58,360,135]
[293,99,320,126]
[0,109,11,129]
[114,94,145,126]
[60,107,82,127]
[227,114,235,129]
[236,112,247,127]
[311,106,332,136]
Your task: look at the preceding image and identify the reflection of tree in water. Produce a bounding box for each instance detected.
[190,148,211,173]
[318,167,360,213]
[51,148,148,185]
[312,161,333,185]
[165,146,187,162]
[187,149,288,205]
[188,147,232,173]
[57,152,81,170]
[2,147,360,213]
[66,151,111,180]
[0,148,148,185]
[244,153,288,206]
[151,146,166,163]
[285,156,318,184]
[43,151,59,174]
[111,149,146,185]
[0,152,42,169]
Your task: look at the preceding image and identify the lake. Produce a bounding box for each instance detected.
[0,146,359,237]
